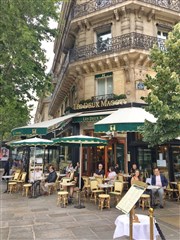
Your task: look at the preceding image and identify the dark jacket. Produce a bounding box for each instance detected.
[151,174,168,187]
[46,171,57,183]
[4,161,10,171]
[95,169,105,176]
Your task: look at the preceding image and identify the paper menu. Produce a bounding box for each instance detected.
[116,181,147,214]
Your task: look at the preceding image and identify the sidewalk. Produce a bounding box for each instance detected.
[0,170,180,240]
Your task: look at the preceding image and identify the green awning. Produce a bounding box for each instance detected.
[95,123,144,133]
[11,113,81,136]
[94,107,156,133]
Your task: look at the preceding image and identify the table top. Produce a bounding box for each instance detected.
[59,174,67,177]
[147,185,160,190]
[122,174,131,178]
[60,182,75,187]
[104,178,110,182]
[2,175,14,179]
[170,181,177,185]
[89,177,95,180]
[114,214,159,240]
[98,183,114,188]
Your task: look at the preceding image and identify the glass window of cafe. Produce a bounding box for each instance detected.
[172,145,180,181]
[137,147,152,178]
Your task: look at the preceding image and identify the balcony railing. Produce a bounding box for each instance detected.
[70,32,165,62]
[72,0,180,18]
[91,93,115,101]
[50,52,70,103]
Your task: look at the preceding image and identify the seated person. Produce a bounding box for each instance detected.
[114,163,120,174]
[65,162,74,174]
[30,166,42,196]
[151,167,168,208]
[74,162,80,174]
[93,163,104,178]
[40,165,57,195]
[128,163,138,188]
[129,163,138,177]
[131,169,141,185]
[107,166,117,182]
[131,169,142,207]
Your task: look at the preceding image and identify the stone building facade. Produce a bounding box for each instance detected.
[35,0,180,178]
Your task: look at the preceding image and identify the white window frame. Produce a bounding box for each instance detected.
[96,75,113,98]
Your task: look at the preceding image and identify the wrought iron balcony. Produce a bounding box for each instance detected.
[50,53,70,102]
[70,32,165,62]
[92,93,115,101]
[72,0,180,18]
[91,93,127,102]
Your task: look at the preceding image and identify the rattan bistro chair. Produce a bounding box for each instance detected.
[109,181,124,204]
[9,170,21,183]
[165,183,179,200]
[16,172,27,192]
[90,179,104,204]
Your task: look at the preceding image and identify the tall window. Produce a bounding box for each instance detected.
[157,29,168,51]
[157,30,168,40]
[96,72,113,99]
[96,26,111,53]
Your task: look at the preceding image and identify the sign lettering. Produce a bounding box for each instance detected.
[73,99,127,110]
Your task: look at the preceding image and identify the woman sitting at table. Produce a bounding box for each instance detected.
[131,169,142,207]
[107,166,117,183]
[131,169,141,185]
[65,162,74,174]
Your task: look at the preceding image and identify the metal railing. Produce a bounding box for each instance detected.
[70,32,165,62]
[72,0,179,18]
[91,93,115,101]
[50,52,70,104]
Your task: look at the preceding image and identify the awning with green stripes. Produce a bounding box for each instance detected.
[11,113,81,136]
[94,107,156,133]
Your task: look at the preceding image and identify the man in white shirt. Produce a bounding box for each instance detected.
[30,167,42,196]
[151,167,168,208]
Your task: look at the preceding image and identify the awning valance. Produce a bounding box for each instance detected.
[11,113,81,136]
[72,110,115,123]
[94,107,156,133]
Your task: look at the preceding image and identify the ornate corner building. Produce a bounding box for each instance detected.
[35,0,180,179]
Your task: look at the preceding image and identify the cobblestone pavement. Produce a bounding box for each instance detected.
[0,170,180,240]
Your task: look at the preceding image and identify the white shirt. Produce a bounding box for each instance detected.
[108,171,117,180]
[156,175,162,187]
[30,171,42,182]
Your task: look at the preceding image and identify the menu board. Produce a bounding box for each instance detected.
[116,181,147,214]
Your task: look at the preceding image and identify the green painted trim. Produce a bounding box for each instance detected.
[11,128,47,136]
[94,123,144,132]
[95,72,113,79]
[72,114,109,123]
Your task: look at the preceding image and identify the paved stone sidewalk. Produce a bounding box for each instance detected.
[0,171,180,240]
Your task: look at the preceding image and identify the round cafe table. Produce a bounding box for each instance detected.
[2,175,14,193]
[98,183,114,194]
[60,182,75,195]
[113,214,159,240]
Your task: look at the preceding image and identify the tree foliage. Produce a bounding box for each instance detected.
[0,0,62,140]
[141,23,180,146]
[0,100,30,141]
